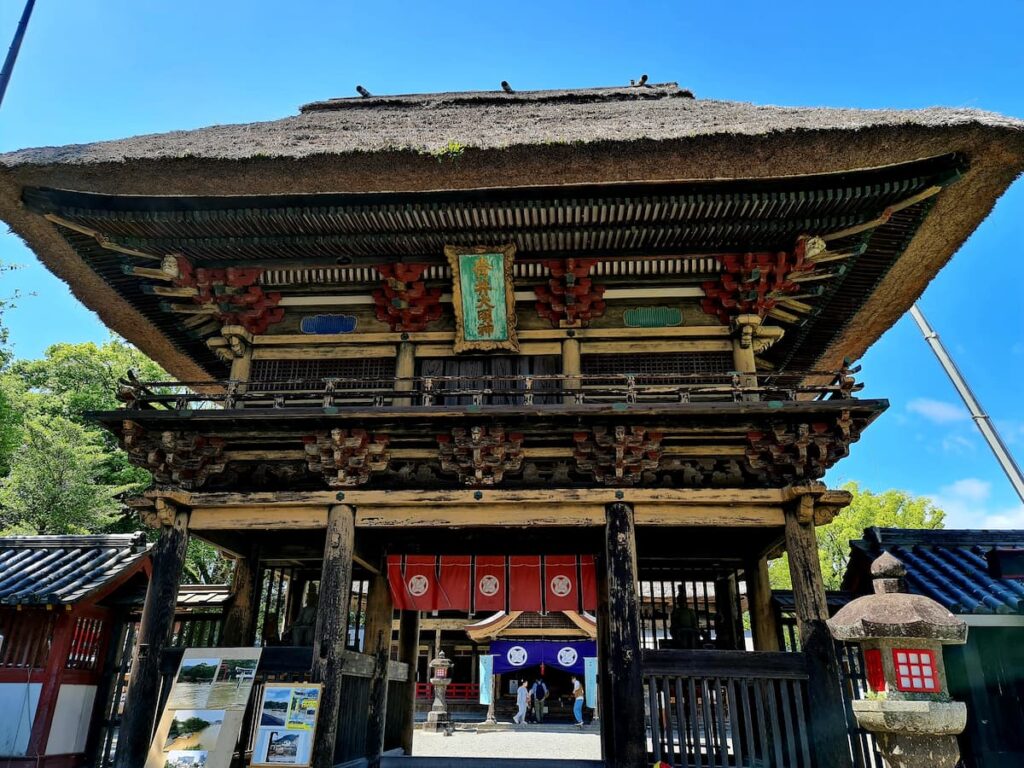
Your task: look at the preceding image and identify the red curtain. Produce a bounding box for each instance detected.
[473,555,506,612]
[388,554,597,613]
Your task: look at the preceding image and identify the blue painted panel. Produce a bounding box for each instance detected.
[300,314,358,334]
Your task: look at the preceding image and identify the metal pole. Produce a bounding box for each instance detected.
[909,303,1024,503]
[0,0,36,110]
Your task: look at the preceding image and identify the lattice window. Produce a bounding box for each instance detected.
[581,352,734,379]
[66,616,106,671]
[0,608,56,669]
[250,358,396,388]
[893,649,939,692]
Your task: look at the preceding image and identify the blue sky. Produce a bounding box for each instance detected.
[1,1,1022,527]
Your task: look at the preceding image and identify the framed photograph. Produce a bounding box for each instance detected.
[250,683,322,767]
[444,244,519,353]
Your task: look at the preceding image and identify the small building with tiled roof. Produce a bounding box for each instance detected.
[842,527,1024,768]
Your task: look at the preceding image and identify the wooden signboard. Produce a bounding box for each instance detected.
[250,683,323,767]
[445,244,519,353]
[146,647,262,768]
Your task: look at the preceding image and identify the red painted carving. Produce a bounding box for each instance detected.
[573,425,663,485]
[700,237,817,325]
[534,258,606,327]
[304,429,390,487]
[372,263,443,332]
[171,255,284,334]
[437,426,524,485]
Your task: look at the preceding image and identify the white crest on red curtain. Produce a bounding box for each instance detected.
[479,575,500,596]
[407,575,430,596]
[557,647,579,667]
[550,574,573,597]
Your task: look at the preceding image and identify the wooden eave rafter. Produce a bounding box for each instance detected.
[25,153,964,374]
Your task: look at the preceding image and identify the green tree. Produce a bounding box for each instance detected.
[0,415,129,534]
[769,482,945,590]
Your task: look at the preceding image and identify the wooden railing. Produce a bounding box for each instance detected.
[115,368,861,411]
[642,649,814,768]
[415,681,479,700]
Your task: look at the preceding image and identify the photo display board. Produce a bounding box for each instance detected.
[146,647,262,768]
[250,683,322,767]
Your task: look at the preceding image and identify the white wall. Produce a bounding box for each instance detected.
[0,681,41,756]
[45,684,97,755]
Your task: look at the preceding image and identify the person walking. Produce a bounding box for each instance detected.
[571,676,585,728]
[513,679,530,724]
[530,678,548,724]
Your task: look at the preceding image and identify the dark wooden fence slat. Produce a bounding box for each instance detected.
[648,676,663,763]
[781,678,799,768]
[792,675,812,768]
[689,677,702,768]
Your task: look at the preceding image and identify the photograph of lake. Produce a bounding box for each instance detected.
[260,687,291,728]
[167,658,220,709]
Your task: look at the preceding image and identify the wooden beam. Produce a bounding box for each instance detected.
[579,340,732,354]
[254,325,731,346]
[114,509,189,768]
[604,502,645,768]
[311,504,355,768]
[783,498,852,768]
[253,345,396,360]
[415,341,562,357]
[190,506,328,530]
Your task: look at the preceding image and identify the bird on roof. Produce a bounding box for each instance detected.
[630,74,649,87]
[356,85,372,98]
[501,81,514,94]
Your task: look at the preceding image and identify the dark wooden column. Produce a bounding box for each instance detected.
[604,502,646,768]
[310,504,356,768]
[784,495,852,768]
[746,555,781,651]
[221,542,259,646]
[26,611,76,758]
[395,609,420,755]
[114,508,190,768]
[364,568,394,768]
[596,550,615,761]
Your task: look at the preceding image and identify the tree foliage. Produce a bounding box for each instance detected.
[769,482,945,590]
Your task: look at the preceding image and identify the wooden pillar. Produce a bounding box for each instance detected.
[396,609,420,755]
[746,556,780,651]
[221,542,259,647]
[229,344,252,381]
[26,610,76,758]
[311,504,356,768]
[714,573,742,650]
[395,340,416,406]
[114,509,190,768]
[562,335,581,404]
[364,569,394,768]
[784,496,852,768]
[604,502,645,768]
[596,551,615,761]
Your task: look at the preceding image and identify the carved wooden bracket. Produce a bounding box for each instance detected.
[161,255,284,335]
[303,429,391,487]
[437,426,524,485]
[573,425,664,485]
[745,412,859,482]
[701,236,823,325]
[122,420,226,489]
[732,314,786,355]
[372,263,443,332]
[534,258,606,328]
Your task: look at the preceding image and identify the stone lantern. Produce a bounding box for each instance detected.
[424,651,454,733]
[828,552,968,768]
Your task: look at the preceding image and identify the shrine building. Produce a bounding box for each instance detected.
[1,83,1022,768]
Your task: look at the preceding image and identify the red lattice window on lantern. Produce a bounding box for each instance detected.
[892,649,939,692]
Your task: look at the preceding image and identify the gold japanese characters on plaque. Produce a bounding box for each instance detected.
[445,244,519,353]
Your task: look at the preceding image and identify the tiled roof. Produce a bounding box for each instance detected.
[846,528,1024,615]
[0,533,150,606]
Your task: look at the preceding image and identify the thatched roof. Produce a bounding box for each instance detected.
[1,83,1022,380]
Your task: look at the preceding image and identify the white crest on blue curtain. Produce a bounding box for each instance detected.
[506,646,528,666]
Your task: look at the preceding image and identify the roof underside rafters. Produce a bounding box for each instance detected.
[24,153,963,375]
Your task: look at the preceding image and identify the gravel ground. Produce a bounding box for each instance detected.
[414,728,601,760]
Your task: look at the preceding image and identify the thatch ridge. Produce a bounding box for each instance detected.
[0,85,1022,381]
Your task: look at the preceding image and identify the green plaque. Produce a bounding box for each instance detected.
[445,245,519,353]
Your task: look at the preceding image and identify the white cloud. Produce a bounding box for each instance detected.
[923,477,1024,529]
[941,434,976,455]
[906,398,969,424]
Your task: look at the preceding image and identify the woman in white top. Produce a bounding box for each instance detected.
[514,679,530,724]
[572,677,585,727]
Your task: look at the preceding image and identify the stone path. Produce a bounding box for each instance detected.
[413,727,601,760]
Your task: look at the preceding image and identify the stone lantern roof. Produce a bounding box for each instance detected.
[828,553,967,643]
